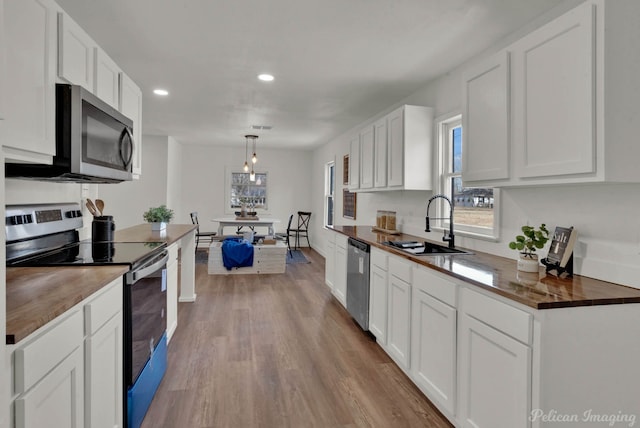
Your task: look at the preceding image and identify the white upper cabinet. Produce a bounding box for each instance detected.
[359,124,374,190]
[373,117,387,188]
[351,104,433,192]
[462,0,640,187]
[1,0,58,163]
[58,12,95,91]
[119,72,142,177]
[348,134,360,190]
[462,51,510,183]
[511,2,595,180]
[94,48,121,110]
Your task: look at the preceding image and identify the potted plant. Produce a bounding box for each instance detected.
[508,224,550,272]
[143,205,174,231]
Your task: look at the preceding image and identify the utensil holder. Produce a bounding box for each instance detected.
[92,216,115,242]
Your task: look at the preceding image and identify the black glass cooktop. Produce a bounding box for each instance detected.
[7,240,166,267]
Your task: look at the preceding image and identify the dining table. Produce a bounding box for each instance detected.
[212,217,280,236]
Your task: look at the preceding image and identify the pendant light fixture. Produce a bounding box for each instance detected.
[243,135,250,172]
[243,135,258,181]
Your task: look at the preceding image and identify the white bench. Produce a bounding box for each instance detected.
[208,241,287,275]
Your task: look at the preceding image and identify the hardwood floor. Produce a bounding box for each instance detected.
[142,249,453,428]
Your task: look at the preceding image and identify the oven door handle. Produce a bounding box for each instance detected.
[131,252,169,282]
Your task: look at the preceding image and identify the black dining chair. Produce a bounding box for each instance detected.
[289,211,311,250]
[190,212,217,253]
[276,214,294,257]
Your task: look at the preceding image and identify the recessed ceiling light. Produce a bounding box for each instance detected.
[153,88,169,96]
[258,74,274,82]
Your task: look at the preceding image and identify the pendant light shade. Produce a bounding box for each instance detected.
[243,134,259,172]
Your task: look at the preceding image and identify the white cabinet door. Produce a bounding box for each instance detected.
[348,134,360,190]
[166,243,179,342]
[387,273,411,370]
[411,288,456,416]
[325,239,335,291]
[373,117,387,188]
[386,107,404,187]
[462,51,510,183]
[359,125,374,190]
[2,0,57,162]
[119,73,143,177]
[85,314,122,428]
[0,0,5,121]
[512,2,595,179]
[458,313,531,428]
[369,263,388,345]
[15,347,84,428]
[94,48,121,110]
[58,11,95,91]
[333,235,348,307]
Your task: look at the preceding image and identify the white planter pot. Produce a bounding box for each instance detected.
[517,253,539,273]
[150,222,167,231]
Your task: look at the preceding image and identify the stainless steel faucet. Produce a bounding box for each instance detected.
[425,194,455,248]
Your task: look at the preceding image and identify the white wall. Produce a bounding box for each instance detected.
[311,0,640,289]
[97,135,171,229]
[179,144,313,237]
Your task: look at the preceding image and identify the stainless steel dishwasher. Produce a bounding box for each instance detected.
[347,237,371,330]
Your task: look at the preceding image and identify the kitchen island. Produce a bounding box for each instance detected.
[327,225,640,428]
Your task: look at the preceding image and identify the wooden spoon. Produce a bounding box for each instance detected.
[95,199,105,216]
[86,198,99,217]
[86,200,98,217]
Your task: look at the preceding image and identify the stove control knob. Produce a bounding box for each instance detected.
[24,214,33,224]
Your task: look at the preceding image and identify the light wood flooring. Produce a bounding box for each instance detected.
[141,249,453,428]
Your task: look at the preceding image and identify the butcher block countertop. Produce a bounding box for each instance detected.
[6,223,197,345]
[114,223,197,245]
[6,266,129,344]
[330,225,640,310]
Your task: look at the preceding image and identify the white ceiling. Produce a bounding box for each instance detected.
[56,0,566,150]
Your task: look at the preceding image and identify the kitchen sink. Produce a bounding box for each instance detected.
[383,241,473,256]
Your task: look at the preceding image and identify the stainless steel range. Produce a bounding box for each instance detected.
[6,203,168,428]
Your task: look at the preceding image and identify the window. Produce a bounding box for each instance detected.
[325,161,335,226]
[229,171,268,210]
[438,114,498,239]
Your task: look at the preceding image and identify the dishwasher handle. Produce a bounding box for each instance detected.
[348,238,370,253]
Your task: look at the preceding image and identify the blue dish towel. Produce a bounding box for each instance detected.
[221,238,254,270]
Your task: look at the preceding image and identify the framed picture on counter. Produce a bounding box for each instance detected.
[343,189,356,219]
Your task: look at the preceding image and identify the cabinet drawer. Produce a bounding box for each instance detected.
[14,309,83,394]
[413,265,457,307]
[335,233,348,249]
[84,278,123,335]
[461,288,532,344]
[389,255,412,283]
[371,247,388,270]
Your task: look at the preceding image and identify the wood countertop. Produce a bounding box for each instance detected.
[114,223,197,245]
[329,225,640,310]
[6,265,129,344]
[6,224,196,345]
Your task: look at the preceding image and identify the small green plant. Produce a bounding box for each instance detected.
[143,205,174,223]
[509,224,550,258]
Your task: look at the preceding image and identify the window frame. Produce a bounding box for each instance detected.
[325,160,335,227]
[224,166,271,215]
[436,112,500,241]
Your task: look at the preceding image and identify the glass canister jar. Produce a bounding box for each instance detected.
[387,211,397,231]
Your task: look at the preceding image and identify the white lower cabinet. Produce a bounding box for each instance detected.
[410,266,457,419]
[15,347,84,428]
[166,242,179,342]
[324,231,336,291]
[457,288,532,428]
[386,255,412,370]
[333,233,348,307]
[368,248,388,346]
[11,278,124,428]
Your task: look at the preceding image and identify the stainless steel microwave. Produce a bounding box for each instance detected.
[6,84,134,183]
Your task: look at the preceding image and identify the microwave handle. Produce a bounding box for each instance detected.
[119,128,134,168]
